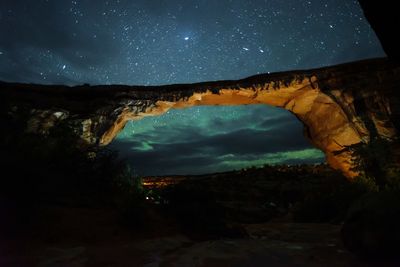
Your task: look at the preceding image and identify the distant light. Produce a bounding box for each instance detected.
[242,47,249,51]
[259,49,264,53]
[146,197,149,200]
[62,65,66,70]
[184,37,189,41]
[0,51,3,55]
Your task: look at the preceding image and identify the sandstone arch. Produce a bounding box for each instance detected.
[1,58,399,178]
[101,75,361,177]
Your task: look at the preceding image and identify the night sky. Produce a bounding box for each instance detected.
[0,0,385,175]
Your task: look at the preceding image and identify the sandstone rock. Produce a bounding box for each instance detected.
[1,58,399,178]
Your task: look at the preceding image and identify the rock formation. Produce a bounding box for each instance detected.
[1,58,399,178]
[359,0,399,62]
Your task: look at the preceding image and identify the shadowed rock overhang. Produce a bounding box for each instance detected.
[1,58,399,178]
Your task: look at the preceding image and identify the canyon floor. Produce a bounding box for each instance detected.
[2,211,362,267]
[3,207,393,267]
[2,164,398,267]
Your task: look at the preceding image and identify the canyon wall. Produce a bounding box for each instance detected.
[1,58,399,178]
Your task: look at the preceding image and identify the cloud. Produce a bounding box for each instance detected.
[113,132,324,175]
[110,106,324,175]
[215,149,325,171]
[0,0,118,84]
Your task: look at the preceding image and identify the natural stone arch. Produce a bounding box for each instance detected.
[99,75,362,178]
[2,58,399,179]
[95,59,399,178]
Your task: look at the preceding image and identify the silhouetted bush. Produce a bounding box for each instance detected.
[0,105,147,234]
[162,182,247,240]
[112,167,150,228]
[292,177,373,223]
[345,137,400,190]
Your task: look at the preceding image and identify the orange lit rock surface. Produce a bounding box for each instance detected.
[1,58,399,178]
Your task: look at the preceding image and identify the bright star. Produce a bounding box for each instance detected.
[184,37,189,41]
[259,49,264,53]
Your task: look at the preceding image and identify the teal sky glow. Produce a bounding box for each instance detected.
[111,105,325,175]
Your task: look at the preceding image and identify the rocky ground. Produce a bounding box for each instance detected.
[0,206,373,267]
[2,165,399,267]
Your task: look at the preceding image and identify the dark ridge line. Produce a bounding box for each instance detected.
[0,57,390,97]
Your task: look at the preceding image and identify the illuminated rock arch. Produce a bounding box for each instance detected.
[96,59,399,178]
[2,58,399,178]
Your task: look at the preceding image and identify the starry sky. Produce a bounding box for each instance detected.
[0,0,385,175]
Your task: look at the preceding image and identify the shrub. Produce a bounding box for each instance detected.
[346,137,400,189]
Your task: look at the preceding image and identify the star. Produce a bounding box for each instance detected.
[0,0,385,175]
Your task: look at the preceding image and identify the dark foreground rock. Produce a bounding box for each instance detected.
[341,191,400,260]
[0,206,381,267]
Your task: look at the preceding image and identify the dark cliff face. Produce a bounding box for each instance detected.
[1,58,399,178]
[358,1,399,62]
